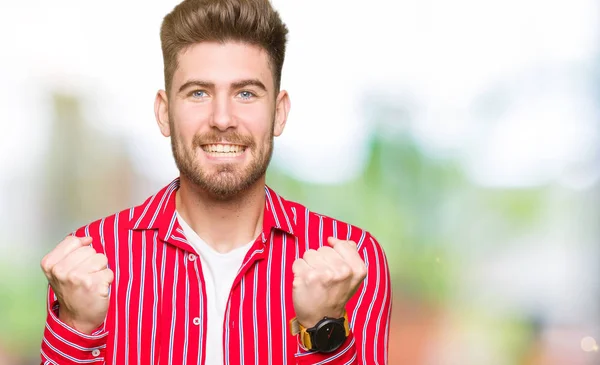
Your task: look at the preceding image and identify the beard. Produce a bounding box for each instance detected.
[169,114,275,201]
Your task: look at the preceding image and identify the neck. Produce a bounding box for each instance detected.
[175,176,266,253]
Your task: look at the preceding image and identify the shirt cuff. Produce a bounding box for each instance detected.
[41,300,108,365]
[294,331,357,364]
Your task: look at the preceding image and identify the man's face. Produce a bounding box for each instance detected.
[155,42,289,200]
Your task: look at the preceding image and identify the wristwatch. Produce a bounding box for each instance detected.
[289,312,350,353]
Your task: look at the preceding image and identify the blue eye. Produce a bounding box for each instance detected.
[238,91,255,100]
[191,90,207,98]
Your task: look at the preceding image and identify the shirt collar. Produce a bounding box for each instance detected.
[128,178,297,240]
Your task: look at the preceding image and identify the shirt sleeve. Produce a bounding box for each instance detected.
[40,285,108,365]
[294,232,393,364]
[40,228,110,365]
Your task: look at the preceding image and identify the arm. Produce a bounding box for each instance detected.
[39,235,113,365]
[40,285,108,365]
[294,233,392,364]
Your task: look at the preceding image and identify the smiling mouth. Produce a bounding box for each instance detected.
[201,143,247,157]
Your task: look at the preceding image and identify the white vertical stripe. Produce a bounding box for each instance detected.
[304,208,310,252]
[362,250,379,365]
[381,242,392,364]
[183,252,190,365]
[150,232,159,365]
[167,253,180,365]
[124,230,134,362]
[252,266,259,365]
[351,251,368,329]
[238,277,245,363]
[274,192,294,234]
[158,241,167,364]
[373,239,388,365]
[148,180,177,228]
[133,192,157,228]
[356,230,367,250]
[137,233,147,365]
[332,220,338,239]
[291,206,297,226]
[98,219,107,333]
[280,234,288,365]
[318,215,324,247]
[266,230,275,365]
[265,189,281,228]
[111,215,120,365]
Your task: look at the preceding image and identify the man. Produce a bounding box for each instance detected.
[39,0,392,364]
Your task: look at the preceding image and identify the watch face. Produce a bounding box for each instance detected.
[314,320,346,353]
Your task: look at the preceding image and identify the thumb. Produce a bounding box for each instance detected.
[75,236,93,246]
[327,237,344,247]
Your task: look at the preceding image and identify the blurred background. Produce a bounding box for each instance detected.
[0,0,599,364]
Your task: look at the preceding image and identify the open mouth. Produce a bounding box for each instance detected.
[201,143,247,157]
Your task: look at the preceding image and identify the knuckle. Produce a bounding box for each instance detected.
[106,269,115,283]
[303,249,317,258]
[99,284,110,297]
[40,256,51,272]
[292,276,302,288]
[82,246,96,255]
[50,265,66,281]
[65,236,81,248]
[320,269,334,283]
[339,265,352,279]
[317,246,333,254]
[66,271,82,285]
[95,253,108,266]
[305,271,319,284]
[82,276,94,291]
[356,264,368,279]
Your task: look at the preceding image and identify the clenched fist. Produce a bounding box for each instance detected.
[291,237,367,328]
[40,236,114,335]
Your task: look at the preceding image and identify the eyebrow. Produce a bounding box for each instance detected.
[178,78,268,94]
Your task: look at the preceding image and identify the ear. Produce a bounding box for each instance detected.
[273,90,290,137]
[154,89,171,137]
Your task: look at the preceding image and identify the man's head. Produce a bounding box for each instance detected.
[161,0,288,95]
[154,0,290,200]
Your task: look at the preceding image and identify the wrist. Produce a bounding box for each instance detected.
[291,312,350,353]
[58,310,99,335]
[298,308,345,329]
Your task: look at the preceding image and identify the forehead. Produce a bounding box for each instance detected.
[173,41,274,90]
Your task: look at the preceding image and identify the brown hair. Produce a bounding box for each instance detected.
[160,0,289,94]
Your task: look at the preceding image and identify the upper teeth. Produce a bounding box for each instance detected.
[204,144,244,153]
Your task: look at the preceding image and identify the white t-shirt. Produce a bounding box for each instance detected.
[176,213,254,365]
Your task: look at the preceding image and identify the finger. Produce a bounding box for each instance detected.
[76,253,108,274]
[316,246,348,270]
[327,237,366,277]
[302,249,330,270]
[51,246,96,278]
[41,236,93,273]
[292,258,311,276]
[90,268,114,298]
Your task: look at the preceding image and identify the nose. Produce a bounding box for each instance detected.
[209,95,237,131]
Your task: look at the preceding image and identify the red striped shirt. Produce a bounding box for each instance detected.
[40,178,392,364]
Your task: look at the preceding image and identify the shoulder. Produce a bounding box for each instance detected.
[68,207,135,253]
[68,181,176,248]
[281,196,382,252]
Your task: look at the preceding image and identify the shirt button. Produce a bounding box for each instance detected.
[193,317,201,325]
[188,254,197,262]
[91,349,101,357]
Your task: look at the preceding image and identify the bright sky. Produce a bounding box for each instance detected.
[0,0,598,187]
